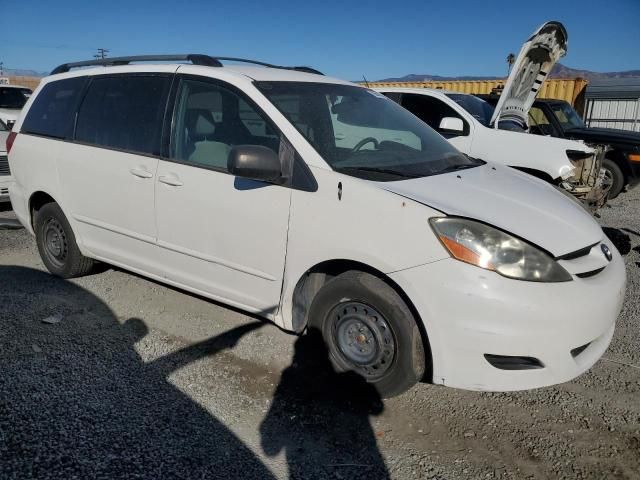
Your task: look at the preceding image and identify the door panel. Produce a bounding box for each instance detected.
[155,162,290,311]
[58,144,159,270]
[154,76,290,312]
[59,74,170,271]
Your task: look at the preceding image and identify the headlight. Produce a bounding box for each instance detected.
[430,217,572,282]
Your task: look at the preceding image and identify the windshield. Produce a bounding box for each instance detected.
[446,94,495,127]
[257,82,480,181]
[0,87,28,109]
[550,102,585,129]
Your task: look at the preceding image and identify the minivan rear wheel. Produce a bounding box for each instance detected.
[308,271,427,398]
[35,203,94,278]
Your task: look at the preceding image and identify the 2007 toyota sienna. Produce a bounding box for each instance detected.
[7,55,626,397]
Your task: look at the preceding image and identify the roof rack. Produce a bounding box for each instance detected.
[214,57,324,75]
[51,54,222,75]
[50,54,323,76]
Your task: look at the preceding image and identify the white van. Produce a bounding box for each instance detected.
[7,55,626,397]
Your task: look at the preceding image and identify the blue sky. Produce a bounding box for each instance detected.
[1,0,638,80]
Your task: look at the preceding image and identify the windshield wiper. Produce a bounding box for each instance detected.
[438,163,480,174]
[336,166,422,179]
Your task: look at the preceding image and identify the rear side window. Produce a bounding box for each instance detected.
[21,77,86,139]
[0,87,27,109]
[75,75,171,156]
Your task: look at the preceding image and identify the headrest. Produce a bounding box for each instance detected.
[193,111,216,136]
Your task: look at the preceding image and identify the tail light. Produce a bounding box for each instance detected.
[6,131,17,154]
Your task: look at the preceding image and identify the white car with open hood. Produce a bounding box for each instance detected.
[375,21,608,209]
[7,54,625,397]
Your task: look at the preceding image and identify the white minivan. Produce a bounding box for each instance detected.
[8,55,626,397]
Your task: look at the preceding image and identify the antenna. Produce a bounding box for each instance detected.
[362,74,371,88]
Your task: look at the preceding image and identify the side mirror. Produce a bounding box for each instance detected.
[438,117,464,135]
[228,145,282,183]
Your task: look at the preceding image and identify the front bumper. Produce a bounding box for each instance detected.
[0,176,12,203]
[389,240,626,392]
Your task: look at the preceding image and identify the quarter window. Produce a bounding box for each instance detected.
[171,79,280,171]
[21,77,87,139]
[75,75,170,156]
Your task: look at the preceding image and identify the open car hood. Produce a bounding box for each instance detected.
[491,21,568,129]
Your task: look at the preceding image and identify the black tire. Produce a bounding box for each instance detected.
[602,158,625,199]
[308,271,427,398]
[35,202,94,278]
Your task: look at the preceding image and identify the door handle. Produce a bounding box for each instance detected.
[130,168,154,179]
[158,175,184,187]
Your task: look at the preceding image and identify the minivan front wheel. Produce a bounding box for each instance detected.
[308,271,427,398]
[35,203,94,278]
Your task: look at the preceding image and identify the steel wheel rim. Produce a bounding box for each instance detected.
[330,301,396,379]
[601,168,614,190]
[43,218,68,267]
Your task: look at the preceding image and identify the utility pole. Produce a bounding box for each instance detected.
[94,48,109,60]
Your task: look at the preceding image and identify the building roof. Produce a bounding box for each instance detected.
[585,78,640,100]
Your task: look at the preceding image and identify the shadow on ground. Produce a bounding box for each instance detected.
[261,328,389,479]
[603,227,632,255]
[0,266,389,479]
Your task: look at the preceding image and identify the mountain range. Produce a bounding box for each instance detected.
[376,63,640,82]
[1,68,48,77]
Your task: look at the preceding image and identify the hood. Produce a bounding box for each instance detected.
[491,21,568,129]
[383,163,602,257]
[565,126,640,147]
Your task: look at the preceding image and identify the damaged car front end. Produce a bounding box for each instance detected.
[561,145,610,211]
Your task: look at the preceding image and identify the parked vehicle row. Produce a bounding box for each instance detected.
[477,95,640,199]
[375,87,607,209]
[7,50,626,397]
[0,85,32,203]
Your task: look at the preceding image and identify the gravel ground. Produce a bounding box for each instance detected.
[0,190,639,479]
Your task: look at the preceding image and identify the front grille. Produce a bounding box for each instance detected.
[0,155,9,176]
[0,187,8,196]
[576,267,605,278]
[556,242,597,261]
